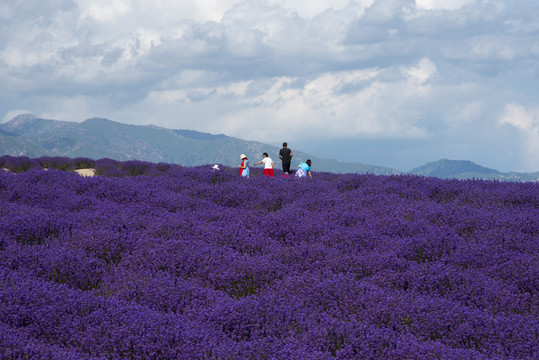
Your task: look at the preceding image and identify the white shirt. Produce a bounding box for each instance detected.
[262,157,273,169]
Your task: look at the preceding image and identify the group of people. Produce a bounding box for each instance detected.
[238,142,312,178]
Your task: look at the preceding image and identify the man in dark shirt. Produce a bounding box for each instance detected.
[278,142,293,175]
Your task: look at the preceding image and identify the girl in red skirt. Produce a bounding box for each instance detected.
[254,152,275,177]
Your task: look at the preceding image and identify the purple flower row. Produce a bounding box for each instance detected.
[0,158,537,359]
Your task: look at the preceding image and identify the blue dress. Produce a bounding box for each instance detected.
[240,159,249,177]
[295,162,310,177]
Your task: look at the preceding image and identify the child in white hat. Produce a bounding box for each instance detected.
[238,154,249,177]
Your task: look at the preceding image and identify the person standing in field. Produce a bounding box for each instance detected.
[238,154,249,178]
[254,152,275,177]
[295,159,312,178]
[278,142,293,175]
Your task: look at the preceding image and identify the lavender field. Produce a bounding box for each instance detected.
[0,156,537,359]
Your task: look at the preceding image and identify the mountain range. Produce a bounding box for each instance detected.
[409,159,539,182]
[1,114,538,181]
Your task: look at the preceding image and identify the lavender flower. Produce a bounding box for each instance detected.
[0,157,537,359]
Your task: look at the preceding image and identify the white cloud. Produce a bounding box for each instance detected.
[500,103,539,170]
[131,63,436,143]
[270,0,358,18]
[75,0,244,24]
[415,0,475,11]
[500,103,537,131]
[449,101,482,128]
[82,0,131,23]
[402,57,437,85]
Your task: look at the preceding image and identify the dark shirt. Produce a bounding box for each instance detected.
[279,148,292,162]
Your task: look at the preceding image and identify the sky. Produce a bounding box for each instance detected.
[1,0,538,172]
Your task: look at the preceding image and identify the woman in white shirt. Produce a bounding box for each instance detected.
[254,152,275,177]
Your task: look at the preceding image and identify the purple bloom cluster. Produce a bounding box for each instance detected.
[0,158,537,359]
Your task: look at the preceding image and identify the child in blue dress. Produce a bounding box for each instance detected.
[238,154,249,177]
[295,159,312,178]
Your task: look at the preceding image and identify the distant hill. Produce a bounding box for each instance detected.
[410,159,500,178]
[0,114,396,175]
[409,159,539,182]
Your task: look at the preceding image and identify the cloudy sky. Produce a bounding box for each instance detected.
[1,0,538,172]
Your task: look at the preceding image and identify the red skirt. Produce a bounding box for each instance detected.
[263,168,275,177]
